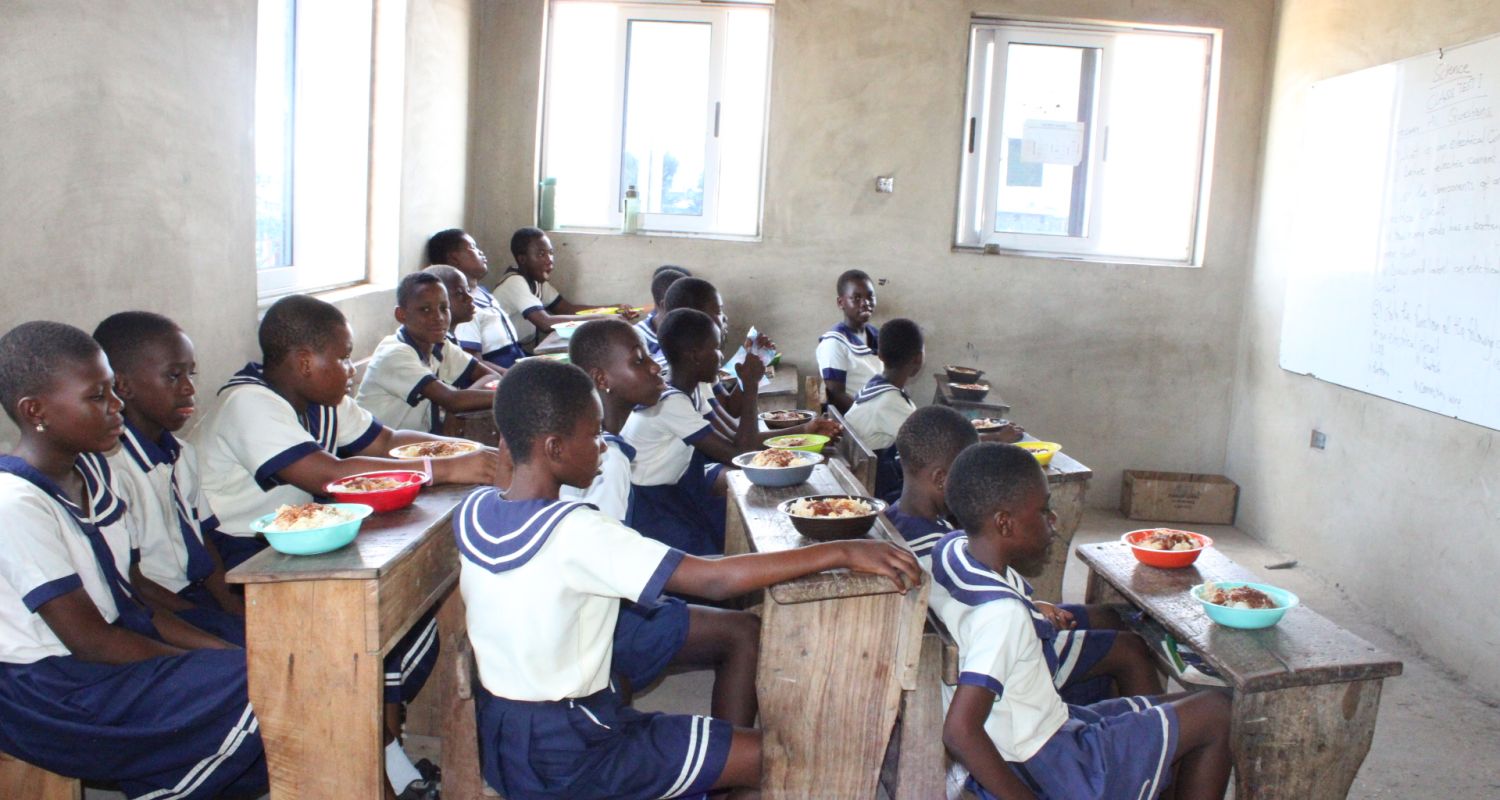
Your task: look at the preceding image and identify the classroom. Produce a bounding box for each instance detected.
[2,0,1499,798]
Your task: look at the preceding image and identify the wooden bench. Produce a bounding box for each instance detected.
[826,404,877,494]
[0,752,80,800]
[880,616,961,799]
[1077,542,1403,800]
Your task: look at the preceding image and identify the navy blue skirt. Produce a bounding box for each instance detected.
[632,451,726,556]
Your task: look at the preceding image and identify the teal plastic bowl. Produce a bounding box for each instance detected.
[250,503,374,556]
[1191,581,1299,629]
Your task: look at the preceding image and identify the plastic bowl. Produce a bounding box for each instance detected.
[1192,581,1299,629]
[732,450,822,487]
[1016,441,1061,467]
[764,433,830,454]
[250,503,374,556]
[325,470,429,513]
[948,381,991,402]
[778,495,887,541]
[758,409,816,430]
[1121,529,1213,568]
[945,365,985,383]
[971,417,1012,435]
[389,441,480,460]
[552,321,587,339]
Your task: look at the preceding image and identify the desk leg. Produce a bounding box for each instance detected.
[1231,679,1384,800]
[880,632,949,799]
[245,580,385,799]
[724,492,750,557]
[1032,480,1087,603]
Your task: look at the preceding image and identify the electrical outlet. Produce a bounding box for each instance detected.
[1310,430,1327,450]
[875,176,895,193]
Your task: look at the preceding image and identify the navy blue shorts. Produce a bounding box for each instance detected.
[206,530,268,571]
[612,597,691,691]
[384,610,440,705]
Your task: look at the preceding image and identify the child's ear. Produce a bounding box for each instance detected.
[395,305,409,325]
[541,432,565,464]
[588,367,610,394]
[993,508,1011,538]
[930,465,949,492]
[294,346,316,377]
[15,396,44,430]
[113,374,136,402]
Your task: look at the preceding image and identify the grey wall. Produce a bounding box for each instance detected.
[1229,0,1500,686]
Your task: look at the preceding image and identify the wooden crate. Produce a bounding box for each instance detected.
[1120,471,1238,525]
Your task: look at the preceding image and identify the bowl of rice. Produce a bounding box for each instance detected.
[389,440,480,460]
[1121,528,1213,568]
[732,449,822,488]
[758,409,816,430]
[948,381,991,402]
[1192,581,1299,629]
[1016,440,1061,467]
[249,502,374,555]
[325,470,429,513]
[778,494,886,541]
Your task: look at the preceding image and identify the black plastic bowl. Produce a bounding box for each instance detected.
[758,409,816,430]
[945,365,985,383]
[778,495,887,541]
[948,381,991,402]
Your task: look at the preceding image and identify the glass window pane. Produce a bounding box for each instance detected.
[622,20,711,217]
[544,3,623,229]
[716,8,770,236]
[254,0,294,272]
[993,43,1097,237]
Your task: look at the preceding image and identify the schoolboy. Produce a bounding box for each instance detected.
[659,275,778,425]
[495,226,637,349]
[356,271,501,433]
[427,227,526,367]
[845,317,923,500]
[817,268,881,413]
[457,357,922,799]
[936,443,1231,800]
[636,265,688,369]
[0,321,268,799]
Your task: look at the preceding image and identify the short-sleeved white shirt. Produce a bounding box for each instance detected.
[456,492,684,700]
[929,531,1069,762]
[0,454,133,664]
[494,268,561,347]
[454,285,525,366]
[192,363,384,536]
[844,375,916,451]
[634,313,670,371]
[621,385,715,487]
[356,328,482,433]
[816,321,882,396]
[108,423,220,593]
[560,434,636,524]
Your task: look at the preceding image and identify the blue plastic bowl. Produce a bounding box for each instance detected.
[249,503,374,556]
[1191,581,1299,629]
[732,450,823,487]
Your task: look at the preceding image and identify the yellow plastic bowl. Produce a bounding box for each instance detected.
[1017,441,1061,467]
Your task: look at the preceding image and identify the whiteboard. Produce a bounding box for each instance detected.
[1279,34,1500,431]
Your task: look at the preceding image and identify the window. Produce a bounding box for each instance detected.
[956,20,1218,264]
[254,0,405,298]
[541,0,773,238]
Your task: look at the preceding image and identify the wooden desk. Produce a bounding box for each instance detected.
[723,461,929,799]
[1077,543,1402,800]
[1029,435,1091,604]
[931,373,1011,419]
[227,486,478,799]
[444,409,498,447]
[758,362,800,412]
[534,331,568,356]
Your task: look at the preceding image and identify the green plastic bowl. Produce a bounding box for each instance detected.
[249,503,374,556]
[763,433,830,454]
[1191,581,1299,629]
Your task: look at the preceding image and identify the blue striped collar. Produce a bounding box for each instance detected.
[931,531,1035,607]
[471,283,498,310]
[604,433,637,462]
[118,419,182,471]
[884,500,953,558]
[0,453,126,528]
[219,363,342,454]
[498,267,542,295]
[397,326,446,364]
[852,374,910,406]
[454,490,595,574]
[635,314,659,345]
[819,321,879,356]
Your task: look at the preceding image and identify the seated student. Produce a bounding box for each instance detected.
[457,357,922,800]
[935,443,1231,800]
[891,409,1161,705]
[658,275,777,425]
[356,271,502,433]
[845,317,923,501]
[817,268,882,413]
[495,226,638,349]
[94,311,246,646]
[427,227,526,367]
[636,265,688,369]
[0,321,268,799]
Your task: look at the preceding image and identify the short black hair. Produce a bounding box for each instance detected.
[425,228,468,266]
[423,264,467,293]
[878,318,923,368]
[568,318,637,373]
[945,443,1045,532]
[653,264,691,278]
[896,405,978,474]
[396,271,443,307]
[650,268,688,306]
[259,294,347,367]
[0,321,105,423]
[837,269,872,295]
[662,277,719,315]
[492,359,597,463]
[657,308,717,364]
[93,311,183,376]
[510,226,547,258]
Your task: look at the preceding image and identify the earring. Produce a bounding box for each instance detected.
[604,386,612,395]
[34,422,45,432]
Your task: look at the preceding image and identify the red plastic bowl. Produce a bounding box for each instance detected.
[1121,528,1213,568]
[324,470,430,513]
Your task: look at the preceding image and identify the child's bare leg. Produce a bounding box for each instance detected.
[1165,691,1232,800]
[672,607,761,726]
[1078,632,1164,696]
[711,728,763,797]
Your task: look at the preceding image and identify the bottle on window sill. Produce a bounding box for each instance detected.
[622,185,641,234]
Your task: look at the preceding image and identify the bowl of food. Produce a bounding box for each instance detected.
[578,306,639,316]
[1192,581,1299,629]
[971,417,1013,435]
[552,321,588,339]
[759,409,816,430]
[1016,440,1061,467]
[1122,528,1213,568]
[389,440,480,460]
[945,365,985,384]
[778,495,887,541]
[325,470,430,513]
[948,381,991,402]
[764,433,830,455]
[732,449,823,487]
[250,502,375,556]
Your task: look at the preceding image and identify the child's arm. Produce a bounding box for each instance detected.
[823,379,855,414]
[128,563,194,613]
[150,608,237,651]
[944,683,1039,800]
[417,379,497,414]
[687,357,764,463]
[273,439,499,493]
[201,542,245,616]
[38,590,185,664]
[665,538,920,600]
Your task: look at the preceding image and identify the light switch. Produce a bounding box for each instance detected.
[875,176,895,193]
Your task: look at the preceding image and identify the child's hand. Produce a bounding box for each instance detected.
[833,540,922,593]
[617,306,642,322]
[1035,601,1076,630]
[432,447,502,486]
[745,332,777,352]
[807,417,842,440]
[735,352,766,386]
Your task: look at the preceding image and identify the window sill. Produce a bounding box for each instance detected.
[952,243,1201,269]
[256,280,395,313]
[547,226,762,244]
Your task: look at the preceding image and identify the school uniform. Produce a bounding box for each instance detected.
[456,284,527,367]
[815,321,881,397]
[356,327,484,433]
[929,530,1177,800]
[0,454,267,800]
[560,434,637,527]
[495,267,562,349]
[456,491,728,800]
[620,384,728,556]
[634,312,670,371]
[844,375,913,500]
[883,500,953,563]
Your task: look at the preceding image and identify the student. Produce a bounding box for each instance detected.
[636,265,688,369]
[658,275,776,424]
[427,227,526,367]
[457,357,922,800]
[356,271,501,433]
[936,443,1231,800]
[845,317,923,500]
[93,311,246,646]
[817,268,881,413]
[495,226,638,349]
[0,321,268,799]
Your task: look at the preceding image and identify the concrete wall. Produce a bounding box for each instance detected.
[1228,1,1500,685]
[0,0,473,449]
[469,0,1275,508]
